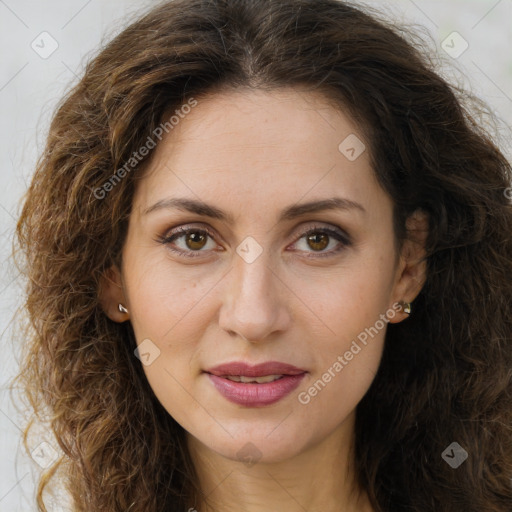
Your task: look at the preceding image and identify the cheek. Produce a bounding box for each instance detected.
[122,253,216,414]
[294,281,389,431]
[124,260,212,426]
[124,250,218,344]
[292,343,383,448]
[293,250,394,408]
[300,252,396,343]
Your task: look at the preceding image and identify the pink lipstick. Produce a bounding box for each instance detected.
[204,361,307,407]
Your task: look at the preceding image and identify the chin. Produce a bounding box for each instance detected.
[188,423,312,466]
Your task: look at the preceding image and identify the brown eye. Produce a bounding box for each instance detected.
[159,226,217,258]
[292,226,351,258]
[185,231,208,250]
[306,232,329,251]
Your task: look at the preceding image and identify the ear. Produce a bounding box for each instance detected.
[388,209,428,324]
[98,264,130,322]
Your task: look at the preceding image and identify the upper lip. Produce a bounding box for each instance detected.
[205,361,307,377]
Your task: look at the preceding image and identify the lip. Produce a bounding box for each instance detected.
[204,361,307,407]
[205,361,307,377]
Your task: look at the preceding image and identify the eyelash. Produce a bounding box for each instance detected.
[156,224,351,260]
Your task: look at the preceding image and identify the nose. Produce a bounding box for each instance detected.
[218,251,292,343]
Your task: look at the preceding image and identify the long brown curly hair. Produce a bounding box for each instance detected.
[12,0,512,510]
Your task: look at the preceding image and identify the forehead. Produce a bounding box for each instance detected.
[158,86,357,149]
[132,87,385,222]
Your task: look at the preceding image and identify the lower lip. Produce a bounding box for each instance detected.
[206,373,306,407]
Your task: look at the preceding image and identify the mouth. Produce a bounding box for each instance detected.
[204,360,307,378]
[218,374,285,383]
[203,361,307,407]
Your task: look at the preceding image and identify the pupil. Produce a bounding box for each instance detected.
[187,232,206,250]
[308,233,328,251]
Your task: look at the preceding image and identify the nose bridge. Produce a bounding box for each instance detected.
[219,248,289,342]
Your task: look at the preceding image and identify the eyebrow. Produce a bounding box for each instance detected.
[142,196,366,222]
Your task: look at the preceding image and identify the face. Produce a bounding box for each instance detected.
[100,87,425,465]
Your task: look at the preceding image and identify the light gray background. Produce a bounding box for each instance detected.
[1,0,511,510]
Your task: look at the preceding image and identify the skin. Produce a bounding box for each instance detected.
[100,87,427,512]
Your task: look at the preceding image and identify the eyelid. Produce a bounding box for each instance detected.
[164,223,216,240]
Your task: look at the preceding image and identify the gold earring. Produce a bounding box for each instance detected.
[399,301,412,315]
[118,303,129,314]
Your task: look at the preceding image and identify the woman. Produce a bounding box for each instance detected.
[13,0,512,510]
